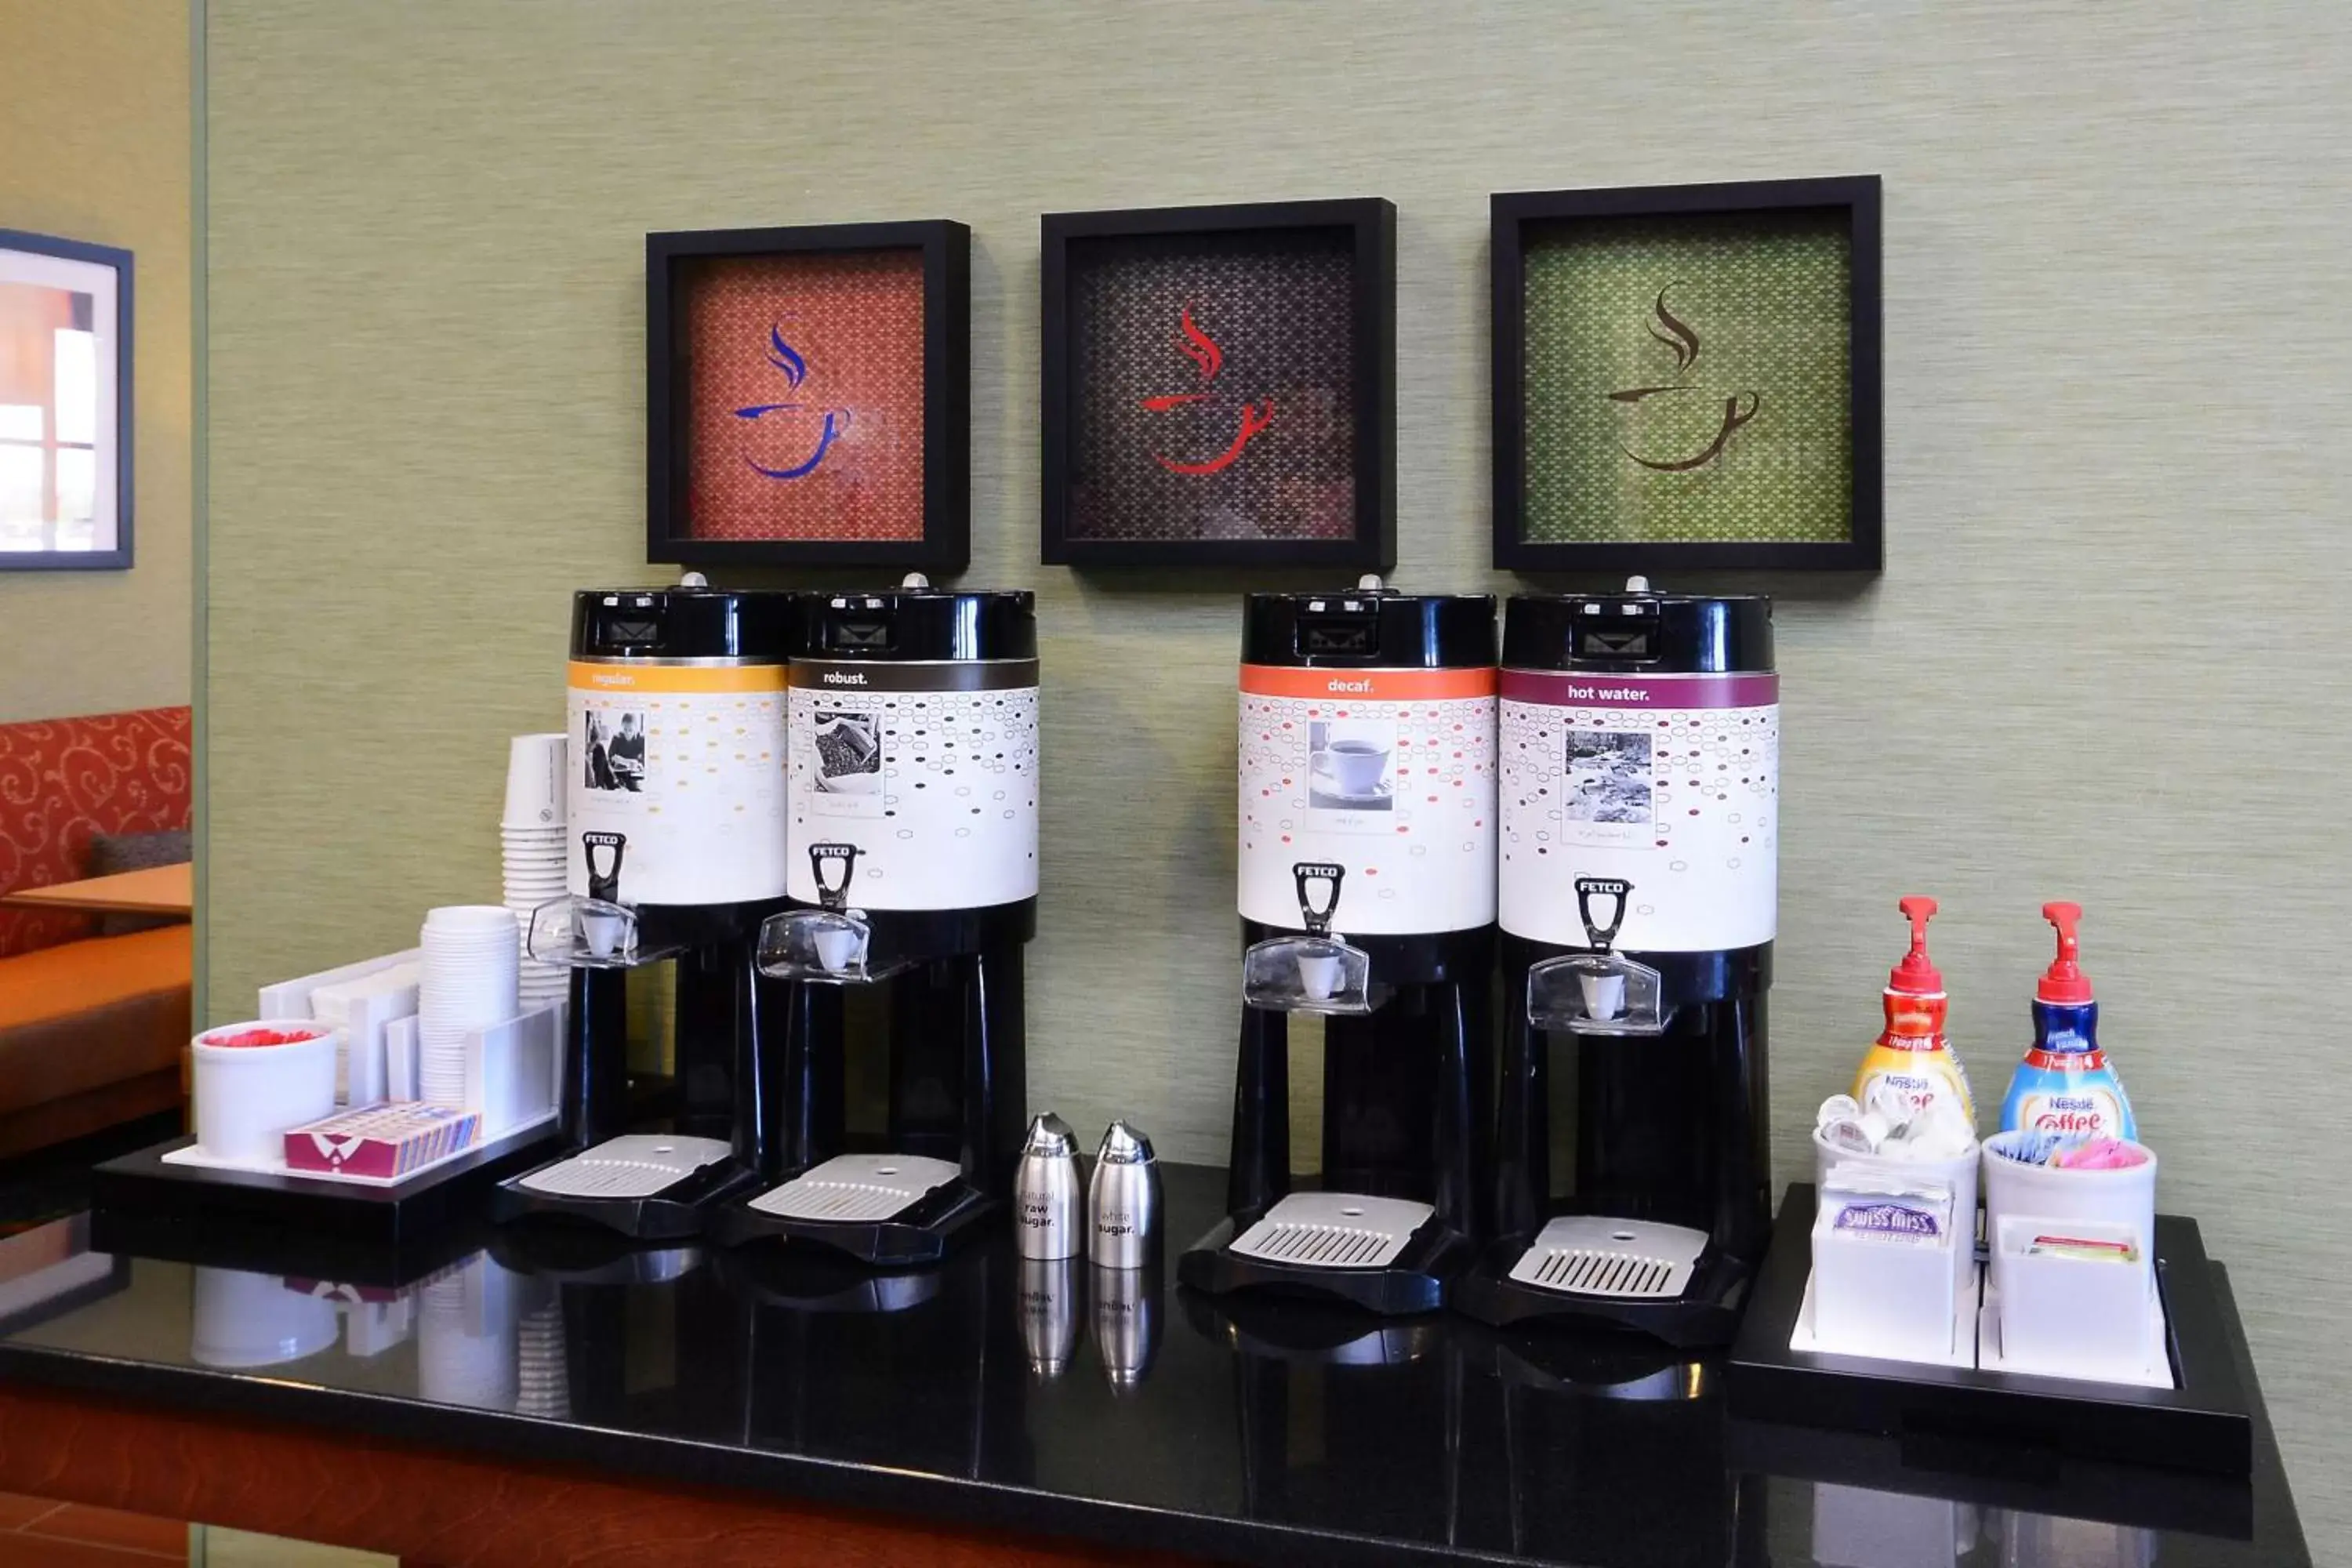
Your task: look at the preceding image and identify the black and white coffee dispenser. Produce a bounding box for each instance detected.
[1455,586,1776,1345]
[492,583,795,1239]
[1179,580,1497,1314]
[713,579,1038,1265]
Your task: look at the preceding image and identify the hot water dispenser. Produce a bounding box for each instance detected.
[1180,579,1497,1314]
[1456,586,1777,1345]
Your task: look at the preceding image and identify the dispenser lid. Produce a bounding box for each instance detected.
[1503,583,1773,676]
[1096,1120,1156,1165]
[1022,1112,1078,1157]
[1889,895,1944,994]
[2036,902,2094,1004]
[790,575,1036,662]
[1243,576,1496,670]
[571,586,794,661]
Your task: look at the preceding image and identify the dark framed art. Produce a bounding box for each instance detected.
[1492,176,1881,574]
[1040,198,1396,570]
[648,220,969,572]
[0,228,133,571]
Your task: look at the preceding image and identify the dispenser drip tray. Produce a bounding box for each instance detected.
[1229,1192,1433,1272]
[748,1152,962,1225]
[513,1134,734,1201]
[1508,1215,1707,1300]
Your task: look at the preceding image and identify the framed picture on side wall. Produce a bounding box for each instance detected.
[0,230,132,571]
[1492,176,1882,573]
[648,220,970,572]
[1041,198,1396,570]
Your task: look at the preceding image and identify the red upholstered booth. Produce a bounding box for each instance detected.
[0,706,192,1156]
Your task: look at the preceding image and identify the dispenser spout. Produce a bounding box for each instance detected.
[2036,901,2092,1004]
[1888,895,1943,993]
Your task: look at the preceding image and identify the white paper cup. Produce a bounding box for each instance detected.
[1296,953,1343,1000]
[1577,971,1626,1021]
[503,733,568,828]
[191,1022,339,1164]
[813,926,860,972]
[191,1267,339,1368]
[1814,1125,1981,1295]
[582,909,626,959]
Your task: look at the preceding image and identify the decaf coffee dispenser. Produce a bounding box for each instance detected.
[493,583,796,1238]
[1180,580,1497,1314]
[1455,586,1776,1345]
[713,579,1039,1264]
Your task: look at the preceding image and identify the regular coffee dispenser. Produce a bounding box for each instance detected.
[1455,587,1777,1345]
[1180,579,1498,1314]
[714,579,1040,1264]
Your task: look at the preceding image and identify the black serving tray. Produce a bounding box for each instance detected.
[90,1120,563,1283]
[1727,1184,2253,1477]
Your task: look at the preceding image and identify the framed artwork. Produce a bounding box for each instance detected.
[0,230,132,571]
[1492,176,1882,573]
[648,220,969,571]
[1040,198,1396,569]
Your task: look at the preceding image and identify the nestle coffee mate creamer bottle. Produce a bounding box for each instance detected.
[1999,902,2136,1145]
[1850,896,1976,1126]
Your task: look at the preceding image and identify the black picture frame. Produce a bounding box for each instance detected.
[1491,176,1882,574]
[0,227,133,572]
[647,220,970,572]
[1040,198,1396,570]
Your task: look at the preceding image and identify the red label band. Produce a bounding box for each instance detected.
[1501,669,1779,710]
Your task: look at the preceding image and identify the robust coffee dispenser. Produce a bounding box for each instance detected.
[1455,587,1776,1345]
[1179,581,1497,1315]
[493,583,796,1239]
[713,580,1038,1265]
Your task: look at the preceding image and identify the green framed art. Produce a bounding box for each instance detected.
[1492,177,1882,573]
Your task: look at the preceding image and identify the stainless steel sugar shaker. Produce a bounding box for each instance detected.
[1013,1112,1083,1259]
[1086,1120,1162,1269]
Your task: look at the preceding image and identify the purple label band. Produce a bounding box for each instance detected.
[1501,670,1779,710]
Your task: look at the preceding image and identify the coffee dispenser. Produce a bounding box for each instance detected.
[1455,587,1775,1345]
[713,579,1037,1265]
[492,583,794,1239]
[1179,580,1497,1314]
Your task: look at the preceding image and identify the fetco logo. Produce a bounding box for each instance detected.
[821,670,867,686]
[1327,678,1374,693]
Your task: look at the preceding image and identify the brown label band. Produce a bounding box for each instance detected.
[789,658,1039,693]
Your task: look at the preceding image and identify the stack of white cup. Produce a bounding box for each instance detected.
[500,733,569,1011]
[419,906,521,1109]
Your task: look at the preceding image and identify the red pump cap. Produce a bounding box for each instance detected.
[2037,901,2093,1004]
[1888,896,1943,993]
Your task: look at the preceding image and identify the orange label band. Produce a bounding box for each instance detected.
[568,660,786,695]
[1239,664,1497,702]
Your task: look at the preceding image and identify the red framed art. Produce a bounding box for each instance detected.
[648,222,969,571]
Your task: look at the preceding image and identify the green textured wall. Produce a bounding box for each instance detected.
[204,2,2352,1544]
[0,0,191,722]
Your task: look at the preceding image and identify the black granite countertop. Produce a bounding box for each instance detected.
[0,1163,2311,1567]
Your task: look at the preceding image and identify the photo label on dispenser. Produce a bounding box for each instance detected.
[1240,664,1497,936]
[1500,667,1778,952]
[787,658,1041,912]
[566,659,787,907]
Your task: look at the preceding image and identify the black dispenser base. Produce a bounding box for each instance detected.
[1726,1185,2256,1477]
[707,1177,995,1265]
[1177,1211,1475,1316]
[486,1156,764,1242]
[1450,1232,1752,1348]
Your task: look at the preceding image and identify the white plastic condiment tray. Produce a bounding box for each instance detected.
[163,1003,561,1191]
[1788,1264,1978,1370]
[1980,1276,2173,1390]
[162,1108,557,1189]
